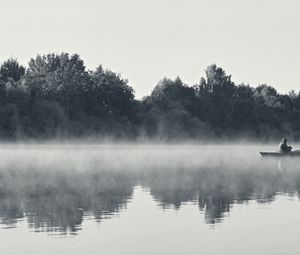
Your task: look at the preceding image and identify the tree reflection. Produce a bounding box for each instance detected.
[143,158,300,224]
[0,155,300,233]
[0,169,135,234]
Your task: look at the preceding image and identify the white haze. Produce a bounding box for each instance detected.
[1,143,300,255]
[0,143,271,172]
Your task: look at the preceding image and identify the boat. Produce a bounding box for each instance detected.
[260,150,300,157]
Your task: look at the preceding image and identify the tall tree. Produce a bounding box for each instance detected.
[25,53,90,119]
[194,64,236,131]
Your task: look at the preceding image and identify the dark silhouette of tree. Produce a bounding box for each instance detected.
[89,66,136,119]
[25,53,89,118]
[0,58,25,83]
[230,84,258,134]
[140,77,203,139]
[0,55,298,140]
[194,65,236,135]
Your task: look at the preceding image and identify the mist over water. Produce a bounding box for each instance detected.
[1,143,300,254]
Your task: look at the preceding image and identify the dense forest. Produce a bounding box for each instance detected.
[0,53,299,141]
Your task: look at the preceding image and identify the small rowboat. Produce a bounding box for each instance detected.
[260,150,300,157]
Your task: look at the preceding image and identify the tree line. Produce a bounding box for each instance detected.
[0,53,299,141]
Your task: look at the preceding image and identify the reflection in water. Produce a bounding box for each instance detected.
[141,156,300,224]
[0,145,299,235]
[0,168,135,234]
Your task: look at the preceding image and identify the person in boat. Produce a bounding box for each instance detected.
[279,138,292,153]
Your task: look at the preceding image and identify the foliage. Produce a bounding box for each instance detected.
[0,54,299,141]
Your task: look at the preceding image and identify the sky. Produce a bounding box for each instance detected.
[0,0,299,98]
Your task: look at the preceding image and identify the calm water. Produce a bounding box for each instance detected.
[0,144,300,254]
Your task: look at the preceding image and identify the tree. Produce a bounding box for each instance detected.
[89,66,136,120]
[140,77,203,139]
[194,64,236,133]
[230,84,257,132]
[254,85,281,109]
[0,59,25,106]
[149,77,197,113]
[0,58,25,83]
[25,53,90,119]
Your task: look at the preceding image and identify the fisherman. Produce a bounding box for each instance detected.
[279,138,292,153]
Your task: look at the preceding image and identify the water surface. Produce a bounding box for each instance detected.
[0,144,299,254]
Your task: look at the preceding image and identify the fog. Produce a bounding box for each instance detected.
[0,143,299,234]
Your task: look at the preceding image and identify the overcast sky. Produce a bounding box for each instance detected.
[1,0,299,98]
